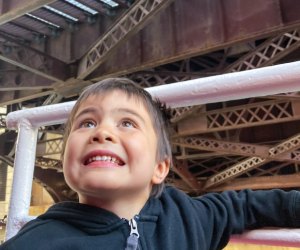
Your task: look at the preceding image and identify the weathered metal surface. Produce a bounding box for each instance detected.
[78,0,174,79]
[1,0,300,82]
[91,0,300,78]
[177,100,300,135]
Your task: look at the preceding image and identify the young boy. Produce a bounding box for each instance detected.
[1,78,300,250]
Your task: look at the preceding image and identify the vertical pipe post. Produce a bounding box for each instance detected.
[5,120,38,240]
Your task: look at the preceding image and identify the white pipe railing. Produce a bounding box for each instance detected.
[231,228,300,248]
[6,120,38,239]
[5,61,300,246]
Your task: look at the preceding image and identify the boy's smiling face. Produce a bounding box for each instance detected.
[63,90,168,203]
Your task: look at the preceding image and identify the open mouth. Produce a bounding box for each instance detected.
[83,154,125,166]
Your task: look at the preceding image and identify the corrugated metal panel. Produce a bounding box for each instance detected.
[0,0,130,47]
[81,0,109,13]
[0,23,33,38]
[32,8,70,28]
[49,1,92,21]
[16,15,52,36]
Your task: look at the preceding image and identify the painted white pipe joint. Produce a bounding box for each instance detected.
[5,119,38,240]
[6,101,75,129]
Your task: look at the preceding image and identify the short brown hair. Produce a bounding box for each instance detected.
[62,78,172,197]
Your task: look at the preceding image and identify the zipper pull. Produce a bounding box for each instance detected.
[129,218,139,238]
[125,217,139,250]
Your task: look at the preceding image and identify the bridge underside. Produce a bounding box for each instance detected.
[1,0,300,201]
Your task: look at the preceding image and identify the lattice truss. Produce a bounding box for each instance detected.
[35,157,62,171]
[0,114,6,129]
[172,28,300,122]
[172,98,300,190]
[177,100,300,134]
[127,55,222,88]
[227,28,300,72]
[37,137,63,156]
[78,0,173,79]
[173,134,300,187]
[128,71,195,88]
[167,28,300,192]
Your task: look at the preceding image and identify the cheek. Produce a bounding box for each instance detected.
[63,140,77,170]
[62,142,79,188]
[128,136,157,163]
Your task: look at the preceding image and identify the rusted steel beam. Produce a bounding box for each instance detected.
[171,28,300,123]
[206,174,300,192]
[204,133,300,189]
[226,28,300,72]
[89,0,300,80]
[177,100,300,136]
[0,33,70,83]
[0,90,54,106]
[169,174,300,193]
[172,160,201,193]
[173,137,300,163]
[78,0,174,79]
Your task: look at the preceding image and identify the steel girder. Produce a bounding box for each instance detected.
[204,134,300,188]
[78,0,174,79]
[173,137,300,163]
[0,33,69,83]
[177,100,300,135]
[172,28,300,123]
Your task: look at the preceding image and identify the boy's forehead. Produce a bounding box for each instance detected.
[75,90,152,117]
[80,90,145,106]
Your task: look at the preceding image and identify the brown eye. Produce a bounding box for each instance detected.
[121,120,135,128]
[79,120,96,128]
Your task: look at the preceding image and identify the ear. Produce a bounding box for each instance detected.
[151,158,170,184]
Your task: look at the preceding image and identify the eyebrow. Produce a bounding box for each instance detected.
[74,107,146,124]
[74,107,97,120]
[114,108,146,125]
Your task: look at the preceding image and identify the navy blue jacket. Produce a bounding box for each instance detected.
[1,187,300,250]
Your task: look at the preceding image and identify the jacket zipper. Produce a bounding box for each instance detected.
[125,216,140,250]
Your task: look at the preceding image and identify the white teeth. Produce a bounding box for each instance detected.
[87,155,120,164]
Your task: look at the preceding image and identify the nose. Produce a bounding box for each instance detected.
[90,124,117,143]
